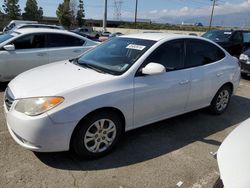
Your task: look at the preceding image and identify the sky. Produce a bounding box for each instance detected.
[2,0,250,22]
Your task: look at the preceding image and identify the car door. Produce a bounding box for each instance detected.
[184,39,227,111]
[46,33,92,63]
[133,39,191,127]
[1,33,48,80]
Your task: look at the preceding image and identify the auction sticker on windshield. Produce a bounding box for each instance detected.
[126,44,146,51]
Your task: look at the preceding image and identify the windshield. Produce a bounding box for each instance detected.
[0,33,15,44]
[202,30,233,41]
[77,37,156,75]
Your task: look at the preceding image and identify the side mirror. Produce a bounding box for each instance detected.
[3,44,15,51]
[142,62,166,75]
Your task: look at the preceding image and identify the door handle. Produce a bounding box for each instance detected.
[73,49,81,53]
[179,80,190,85]
[37,52,47,57]
[216,72,223,77]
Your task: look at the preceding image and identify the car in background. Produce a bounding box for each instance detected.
[72,26,101,39]
[4,23,64,33]
[239,50,250,76]
[217,118,250,188]
[109,32,123,38]
[4,33,240,158]
[3,20,38,33]
[0,28,98,82]
[202,30,250,57]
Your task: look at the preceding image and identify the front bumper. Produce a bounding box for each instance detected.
[4,103,77,152]
[240,61,250,74]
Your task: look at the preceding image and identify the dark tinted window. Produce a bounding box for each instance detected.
[47,34,85,47]
[186,39,225,68]
[12,34,45,49]
[231,32,243,43]
[145,40,184,71]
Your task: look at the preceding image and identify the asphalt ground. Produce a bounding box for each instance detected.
[1,77,250,188]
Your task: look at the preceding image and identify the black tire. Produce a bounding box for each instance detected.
[71,111,123,159]
[209,85,232,115]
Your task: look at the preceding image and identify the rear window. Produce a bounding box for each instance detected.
[47,34,85,47]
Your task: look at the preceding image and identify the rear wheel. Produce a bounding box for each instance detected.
[72,111,123,159]
[210,85,232,115]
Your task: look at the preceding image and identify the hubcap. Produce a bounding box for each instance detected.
[84,119,117,153]
[216,90,230,111]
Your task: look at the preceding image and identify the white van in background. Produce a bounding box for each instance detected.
[3,20,38,33]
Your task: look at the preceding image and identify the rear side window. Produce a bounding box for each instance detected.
[46,34,85,48]
[145,40,184,71]
[243,32,250,43]
[12,34,45,49]
[186,39,225,68]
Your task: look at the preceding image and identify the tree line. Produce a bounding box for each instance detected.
[1,0,85,28]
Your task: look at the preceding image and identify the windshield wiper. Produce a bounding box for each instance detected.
[79,62,106,74]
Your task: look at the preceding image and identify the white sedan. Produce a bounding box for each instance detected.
[4,33,240,158]
[0,28,98,82]
[217,118,250,188]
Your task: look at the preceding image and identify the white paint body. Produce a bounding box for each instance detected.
[0,28,98,81]
[4,33,241,152]
[217,118,250,188]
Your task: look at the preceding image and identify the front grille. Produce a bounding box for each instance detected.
[4,88,14,111]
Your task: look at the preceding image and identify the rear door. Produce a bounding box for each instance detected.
[46,33,92,63]
[2,33,48,80]
[184,39,227,111]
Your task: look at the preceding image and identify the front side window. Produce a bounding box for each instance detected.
[12,34,45,50]
[144,40,184,71]
[186,39,225,68]
[77,37,156,75]
[47,34,85,47]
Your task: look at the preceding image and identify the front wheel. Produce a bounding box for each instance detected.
[209,85,232,115]
[71,111,123,159]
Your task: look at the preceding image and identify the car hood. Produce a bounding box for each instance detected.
[8,61,115,99]
[217,118,250,188]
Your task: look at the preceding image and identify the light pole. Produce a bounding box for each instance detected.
[209,0,216,30]
[103,0,107,31]
[134,0,138,29]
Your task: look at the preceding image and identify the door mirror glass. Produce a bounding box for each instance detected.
[142,62,166,75]
[3,44,15,51]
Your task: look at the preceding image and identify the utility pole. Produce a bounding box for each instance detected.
[134,0,138,29]
[103,0,107,31]
[209,0,216,30]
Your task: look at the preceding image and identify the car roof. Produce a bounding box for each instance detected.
[119,33,201,41]
[15,28,76,35]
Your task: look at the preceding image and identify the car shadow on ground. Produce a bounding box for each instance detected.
[35,95,250,171]
[0,82,8,92]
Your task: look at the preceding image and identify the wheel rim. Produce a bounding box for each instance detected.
[84,119,117,153]
[216,90,230,112]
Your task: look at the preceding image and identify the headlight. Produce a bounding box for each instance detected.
[15,97,64,116]
[239,54,249,61]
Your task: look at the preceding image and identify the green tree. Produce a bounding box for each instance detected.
[56,0,74,29]
[76,0,85,27]
[22,0,43,21]
[3,0,21,19]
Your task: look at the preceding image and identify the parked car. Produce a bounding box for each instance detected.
[239,50,250,76]
[3,20,38,33]
[4,23,64,33]
[0,28,98,82]
[217,118,250,188]
[4,33,240,159]
[109,32,123,38]
[202,30,250,57]
[72,26,101,39]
